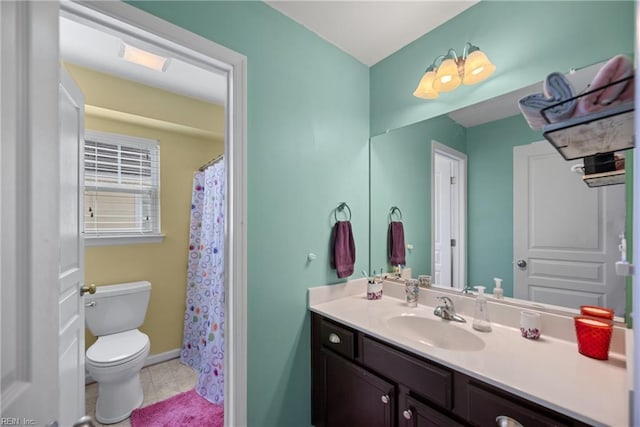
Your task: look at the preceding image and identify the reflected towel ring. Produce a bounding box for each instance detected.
[389,206,403,223]
[334,202,352,222]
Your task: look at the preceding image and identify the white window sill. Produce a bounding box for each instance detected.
[84,234,165,247]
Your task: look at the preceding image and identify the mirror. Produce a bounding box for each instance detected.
[370,62,630,318]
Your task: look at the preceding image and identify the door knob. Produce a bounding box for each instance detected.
[516,260,527,269]
[80,283,96,296]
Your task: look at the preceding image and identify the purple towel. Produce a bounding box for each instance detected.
[330,221,356,278]
[388,221,405,266]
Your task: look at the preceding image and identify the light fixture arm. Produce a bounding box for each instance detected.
[424,55,446,73]
[462,42,480,59]
[445,48,459,62]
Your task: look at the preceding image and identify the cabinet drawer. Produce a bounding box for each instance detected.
[466,381,572,427]
[363,336,453,410]
[320,318,356,360]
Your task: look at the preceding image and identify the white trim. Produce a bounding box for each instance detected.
[84,234,165,247]
[61,2,248,426]
[430,140,467,289]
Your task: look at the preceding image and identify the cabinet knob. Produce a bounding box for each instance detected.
[496,415,523,427]
[403,409,412,420]
[380,394,389,404]
[328,333,341,344]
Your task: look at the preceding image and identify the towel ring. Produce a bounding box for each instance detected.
[334,202,352,222]
[389,206,403,223]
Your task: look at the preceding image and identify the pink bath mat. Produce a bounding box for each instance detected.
[130,389,223,427]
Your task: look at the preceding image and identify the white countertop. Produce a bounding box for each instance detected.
[309,280,629,427]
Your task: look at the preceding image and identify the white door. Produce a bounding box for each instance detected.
[434,153,453,287]
[1,1,62,425]
[514,141,625,315]
[432,141,467,289]
[58,67,86,426]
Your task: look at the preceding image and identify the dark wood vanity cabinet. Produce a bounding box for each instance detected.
[311,312,591,427]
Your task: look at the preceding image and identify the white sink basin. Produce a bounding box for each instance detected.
[386,314,485,351]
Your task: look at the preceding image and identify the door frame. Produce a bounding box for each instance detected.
[430,141,467,289]
[62,3,248,425]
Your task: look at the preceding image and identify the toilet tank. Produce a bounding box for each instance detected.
[85,281,151,337]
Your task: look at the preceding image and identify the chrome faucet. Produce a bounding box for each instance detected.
[434,296,466,322]
[461,285,474,294]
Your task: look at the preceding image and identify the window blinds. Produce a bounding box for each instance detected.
[83,131,160,236]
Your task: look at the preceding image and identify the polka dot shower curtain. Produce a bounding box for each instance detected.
[181,158,225,404]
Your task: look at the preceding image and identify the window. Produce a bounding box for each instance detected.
[83,130,163,246]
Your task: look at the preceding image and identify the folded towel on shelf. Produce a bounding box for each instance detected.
[387,221,406,266]
[518,72,576,130]
[575,54,634,117]
[330,221,356,278]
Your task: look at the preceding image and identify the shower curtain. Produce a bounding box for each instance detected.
[181,158,225,404]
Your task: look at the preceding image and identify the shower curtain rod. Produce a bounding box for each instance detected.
[199,153,224,171]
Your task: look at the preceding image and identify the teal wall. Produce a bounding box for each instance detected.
[370,115,465,277]
[466,115,543,296]
[126,1,635,426]
[370,1,635,136]
[128,2,369,426]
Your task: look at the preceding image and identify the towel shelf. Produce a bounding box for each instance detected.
[539,75,633,188]
[543,100,634,161]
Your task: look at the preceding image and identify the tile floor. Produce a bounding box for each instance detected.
[85,358,199,427]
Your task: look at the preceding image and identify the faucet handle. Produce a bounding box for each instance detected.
[437,296,454,309]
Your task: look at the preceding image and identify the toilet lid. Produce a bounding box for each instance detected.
[87,329,149,366]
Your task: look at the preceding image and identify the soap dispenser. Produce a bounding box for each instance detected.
[472,286,492,332]
[493,277,504,299]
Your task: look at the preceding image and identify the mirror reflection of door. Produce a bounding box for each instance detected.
[432,141,467,289]
[513,141,626,315]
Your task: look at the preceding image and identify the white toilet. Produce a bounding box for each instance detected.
[85,281,152,424]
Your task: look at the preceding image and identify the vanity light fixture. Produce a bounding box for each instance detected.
[119,42,171,72]
[413,42,496,99]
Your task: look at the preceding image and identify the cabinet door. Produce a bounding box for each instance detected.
[401,395,465,427]
[323,348,395,427]
[466,381,573,427]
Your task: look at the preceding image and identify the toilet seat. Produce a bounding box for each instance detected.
[87,329,149,368]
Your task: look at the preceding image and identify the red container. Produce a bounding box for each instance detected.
[580,305,614,320]
[574,316,613,360]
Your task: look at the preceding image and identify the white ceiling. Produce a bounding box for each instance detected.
[60,17,227,106]
[265,1,479,66]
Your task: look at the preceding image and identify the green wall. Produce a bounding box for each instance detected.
[466,115,543,296]
[370,1,635,136]
[126,1,635,425]
[128,2,369,426]
[370,115,466,277]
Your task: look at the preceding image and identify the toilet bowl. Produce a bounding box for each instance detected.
[85,281,152,424]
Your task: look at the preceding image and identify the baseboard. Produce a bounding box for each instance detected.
[85,348,182,385]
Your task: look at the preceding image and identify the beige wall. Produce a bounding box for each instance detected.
[66,64,224,355]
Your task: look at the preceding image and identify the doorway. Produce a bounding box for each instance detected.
[60,2,246,424]
[0,2,246,426]
[431,141,467,289]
